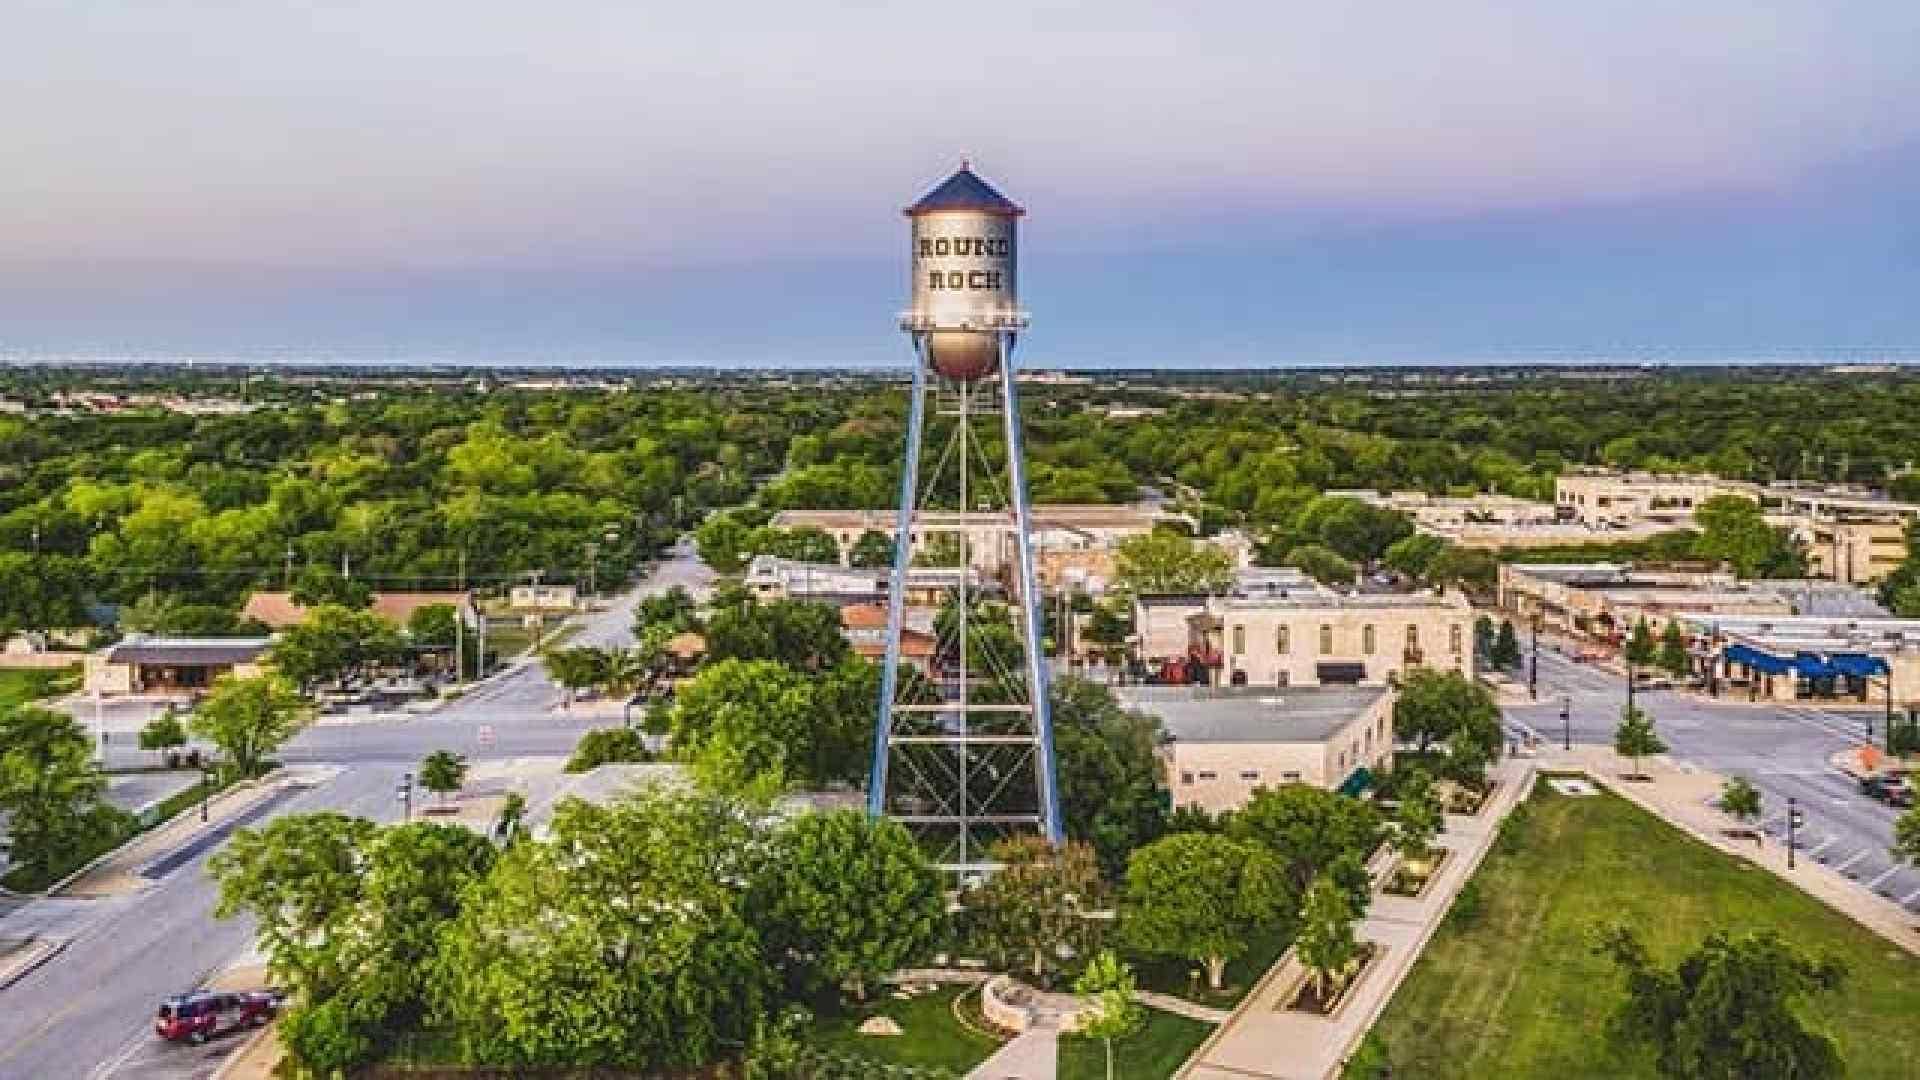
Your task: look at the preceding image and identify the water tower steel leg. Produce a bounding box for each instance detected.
[998,335,1064,844]
[867,339,930,817]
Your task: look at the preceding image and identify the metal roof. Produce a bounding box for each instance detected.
[105,636,273,666]
[1120,685,1388,745]
[906,165,1024,217]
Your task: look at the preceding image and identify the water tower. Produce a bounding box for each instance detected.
[866,163,1064,873]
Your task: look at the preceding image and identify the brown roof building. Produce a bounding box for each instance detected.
[241,591,476,630]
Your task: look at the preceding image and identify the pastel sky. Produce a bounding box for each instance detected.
[4,1,1919,367]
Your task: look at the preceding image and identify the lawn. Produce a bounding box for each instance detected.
[1058,1008,1214,1080]
[0,665,77,708]
[1352,783,1920,1079]
[1128,926,1290,1008]
[806,984,1003,1075]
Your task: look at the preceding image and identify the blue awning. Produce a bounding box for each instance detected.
[1726,643,1792,675]
[1829,653,1889,678]
[1792,653,1838,679]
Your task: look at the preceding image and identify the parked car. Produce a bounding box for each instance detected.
[1861,774,1913,808]
[154,991,284,1044]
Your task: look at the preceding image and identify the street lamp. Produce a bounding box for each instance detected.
[1529,612,1540,701]
[200,757,218,823]
[1561,695,1572,752]
[398,772,414,823]
[1787,797,1804,870]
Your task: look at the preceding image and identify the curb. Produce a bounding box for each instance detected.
[42,768,289,898]
[0,936,68,993]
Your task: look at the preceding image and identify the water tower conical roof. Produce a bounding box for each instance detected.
[905,164,1024,217]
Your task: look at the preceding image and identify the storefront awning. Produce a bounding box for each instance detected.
[1725,643,1792,675]
[1829,653,1889,679]
[1336,766,1374,798]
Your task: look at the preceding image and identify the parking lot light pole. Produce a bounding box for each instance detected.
[398,772,414,823]
[1885,676,1894,755]
[200,760,216,823]
[1562,695,1572,751]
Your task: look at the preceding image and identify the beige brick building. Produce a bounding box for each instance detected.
[1135,590,1474,688]
[1124,685,1396,814]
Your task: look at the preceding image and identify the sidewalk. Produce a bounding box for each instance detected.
[1541,745,1920,957]
[1180,757,1537,1080]
[966,1020,1058,1080]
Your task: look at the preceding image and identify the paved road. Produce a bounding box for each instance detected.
[1507,644,1920,915]
[0,543,711,1080]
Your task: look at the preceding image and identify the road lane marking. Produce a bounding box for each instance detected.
[1865,865,1902,890]
[1833,849,1870,873]
[1807,837,1836,857]
[1902,886,1920,906]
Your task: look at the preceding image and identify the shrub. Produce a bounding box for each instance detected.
[1446,878,1484,930]
[565,727,652,773]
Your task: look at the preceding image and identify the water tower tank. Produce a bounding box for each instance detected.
[903,163,1024,381]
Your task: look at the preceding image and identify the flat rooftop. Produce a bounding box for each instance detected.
[1120,685,1388,745]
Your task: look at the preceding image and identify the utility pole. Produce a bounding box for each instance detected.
[585,542,599,600]
[283,543,295,589]
[398,772,414,823]
[1562,695,1572,751]
[1885,674,1894,755]
[455,549,467,686]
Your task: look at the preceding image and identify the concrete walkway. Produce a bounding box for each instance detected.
[1543,745,1920,957]
[967,1019,1059,1080]
[1180,756,1538,1080]
[1137,990,1229,1024]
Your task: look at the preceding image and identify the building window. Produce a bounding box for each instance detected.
[1179,771,1194,785]
[1406,625,1420,650]
[1277,670,1290,688]
[1197,770,1218,781]
[1450,624,1463,655]
[1232,625,1246,656]
[1276,625,1290,655]
[1239,769,1260,781]
[1319,624,1333,654]
[1362,625,1376,655]
[1282,771,1302,782]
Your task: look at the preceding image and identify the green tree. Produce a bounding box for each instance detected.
[848,529,894,568]
[1656,620,1690,677]
[1228,784,1383,913]
[695,511,752,574]
[0,707,128,887]
[406,602,474,679]
[1382,534,1447,579]
[1893,805,1920,867]
[666,658,869,789]
[752,810,945,1001]
[1392,767,1442,865]
[1625,617,1657,669]
[1490,619,1522,669]
[1121,832,1288,991]
[1592,926,1845,1080]
[1285,543,1357,587]
[289,564,373,609]
[269,604,405,694]
[210,812,379,1001]
[1052,678,1168,878]
[1080,601,1132,665]
[1074,950,1146,1080]
[1693,494,1805,578]
[703,595,849,671]
[1113,531,1234,596]
[542,645,608,707]
[1295,862,1364,1003]
[1720,775,1762,835]
[138,707,189,765]
[962,835,1104,987]
[436,792,769,1071]
[190,675,305,778]
[1614,706,1667,779]
[598,645,646,699]
[565,726,652,772]
[418,749,467,806]
[1424,545,1500,595]
[1392,668,1500,755]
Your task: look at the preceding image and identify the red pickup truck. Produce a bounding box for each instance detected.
[154,990,284,1044]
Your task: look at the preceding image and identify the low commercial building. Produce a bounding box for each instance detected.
[1135,588,1473,688]
[1500,562,1885,641]
[839,603,937,667]
[84,636,273,697]
[1669,612,1920,707]
[1799,517,1909,586]
[1124,684,1395,814]
[770,502,1197,576]
[1555,471,1746,529]
[508,584,579,613]
[743,555,987,607]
